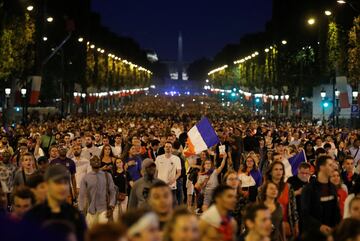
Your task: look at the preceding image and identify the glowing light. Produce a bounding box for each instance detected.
[325,10,332,16]
[27,5,34,11]
[47,17,54,23]
[308,18,316,25]
[281,40,287,45]
[78,37,84,42]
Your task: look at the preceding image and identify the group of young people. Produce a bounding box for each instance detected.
[0,96,360,241]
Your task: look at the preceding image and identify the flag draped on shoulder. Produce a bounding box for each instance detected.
[288,149,307,176]
[184,117,219,156]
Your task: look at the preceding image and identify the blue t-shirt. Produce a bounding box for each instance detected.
[50,158,76,175]
[125,156,142,181]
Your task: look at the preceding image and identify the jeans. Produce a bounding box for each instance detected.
[176,178,184,205]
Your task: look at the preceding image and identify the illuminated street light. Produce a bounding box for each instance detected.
[353,89,359,99]
[90,44,95,49]
[47,17,54,23]
[320,89,326,99]
[281,40,287,45]
[325,10,332,16]
[5,88,11,96]
[335,89,340,98]
[265,48,269,53]
[308,18,316,25]
[21,88,27,97]
[337,0,346,4]
[27,5,34,11]
[78,37,84,42]
[43,36,48,41]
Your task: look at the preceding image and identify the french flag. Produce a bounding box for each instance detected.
[184,117,219,156]
[283,149,307,180]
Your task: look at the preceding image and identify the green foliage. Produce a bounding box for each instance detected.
[0,13,34,80]
[327,22,340,73]
[348,16,360,87]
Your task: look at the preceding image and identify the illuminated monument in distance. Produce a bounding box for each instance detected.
[164,31,188,81]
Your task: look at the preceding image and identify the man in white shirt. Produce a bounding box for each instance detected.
[113,134,123,158]
[155,142,181,202]
[72,144,91,192]
[81,135,101,160]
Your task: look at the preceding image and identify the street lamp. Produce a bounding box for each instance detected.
[26,5,34,11]
[337,0,346,4]
[43,36,48,41]
[324,10,332,16]
[5,88,11,97]
[308,18,316,25]
[281,40,287,45]
[321,88,327,119]
[320,89,326,99]
[353,89,359,99]
[335,89,340,127]
[78,37,84,42]
[46,17,54,23]
[20,88,27,124]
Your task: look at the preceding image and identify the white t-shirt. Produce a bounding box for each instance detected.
[155,154,181,189]
[239,173,256,188]
[72,157,92,189]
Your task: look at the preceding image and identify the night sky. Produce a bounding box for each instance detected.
[91,0,272,62]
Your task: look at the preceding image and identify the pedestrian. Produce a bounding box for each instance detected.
[9,187,35,222]
[128,158,160,209]
[78,156,116,228]
[301,155,341,237]
[13,152,38,188]
[163,207,200,241]
[155,142,182,204]
[242,203,272,241]
[23,165,86,241]
[199,184,237,241]
[258,181,285,241]
[112,158,133,220]
[148,180,174,231]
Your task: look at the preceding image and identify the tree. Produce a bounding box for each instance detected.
[348,16,360,88]
[187,58,212,81]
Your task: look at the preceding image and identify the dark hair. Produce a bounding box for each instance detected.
[13,187,36,205]
[323,143,331,149]
[173,140,181,150]
[316,155,332,173]
[86,223,125,241]
[258,181,279,202]
[149,180,171,194]
[298,162,311,170]
[265,161,285,193]
[27,174,44,189]
[344,156,355,161]
[315,148,326,157]
[165,141,173,146]
[332,218,360,241]
[42,220,76,241]
[211,184,233,204]
[100,144,114,159]
[151,139,160,147]
[243,203,268,224]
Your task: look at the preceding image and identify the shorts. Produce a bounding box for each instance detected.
[186,179,194,195]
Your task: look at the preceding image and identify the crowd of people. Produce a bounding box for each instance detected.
[0,95,360,241]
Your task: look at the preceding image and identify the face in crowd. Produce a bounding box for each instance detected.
[246,209,273,238]
[164,143,172,155]
[170,214,200,241]
[148,185,173,217]
[47,178,70,203]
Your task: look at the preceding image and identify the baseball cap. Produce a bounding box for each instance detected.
[142,158,156,172]
[44,165,70,182]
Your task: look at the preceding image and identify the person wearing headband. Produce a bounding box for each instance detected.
[121,209,160,241]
